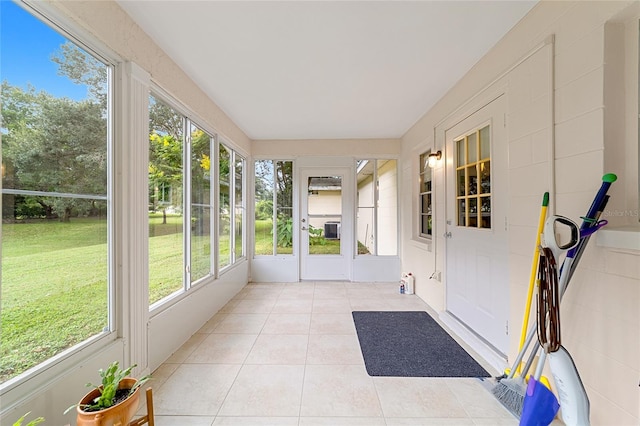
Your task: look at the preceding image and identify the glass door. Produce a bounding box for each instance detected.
[300,168,352,280]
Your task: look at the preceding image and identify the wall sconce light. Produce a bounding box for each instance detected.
[427,150,442,168]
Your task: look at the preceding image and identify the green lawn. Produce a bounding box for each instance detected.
[1,216,342,383]
[0,215,227,383]
[1,219,109,383]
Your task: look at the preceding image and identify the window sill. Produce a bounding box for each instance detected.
[596,224,640,252]
[411,237,433,252]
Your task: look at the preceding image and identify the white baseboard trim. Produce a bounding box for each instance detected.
[438,311,508,376]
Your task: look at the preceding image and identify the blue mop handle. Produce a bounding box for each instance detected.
[567,173,617,259]
[563,173,616,287]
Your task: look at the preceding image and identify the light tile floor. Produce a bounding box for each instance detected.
[145,282,521,426]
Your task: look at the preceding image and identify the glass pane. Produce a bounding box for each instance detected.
[276,207,293,255]
[254,160,274,255]
[357,160,375,208]
[219,144,231,269]
[480,161,491,194]
[480,125,490,159]
[421,166,432,193]
[456,138,465,166]
[467,133,477,163]
[191,125,211,206]
[357,207,374,255]
[417,153,425,174]
[307,176,341,255]
[148,94,185,305]
[376,160,397,255]
[421,214,432,236]
[191,205,211,282]
[457,168,466,197]
[481,196,491,228]
[458,199,466,226]
[422,194,431,214]
[468,198,478,227]
[275,161,294,255]
[276,161,293,208]
[468,165,478,195]
[234,156,244,261]
[190,124,211,283]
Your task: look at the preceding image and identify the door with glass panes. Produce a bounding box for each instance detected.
[445,95,509,354]
[299,167,353,280]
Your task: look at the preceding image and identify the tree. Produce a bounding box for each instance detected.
[51,42,108,108]
[148,132,182,223]
[1,83,107,221]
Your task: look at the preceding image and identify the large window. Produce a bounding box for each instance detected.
[254,160,294,255]
[234,154,245,262]
[218,142,245,270]
[148,95,185,305]
[356,159,398,255]
[148,95,245,306]
[1,1,111,384]
[190,123,214,284]
[418,152,433,237]
[219,144,232,268]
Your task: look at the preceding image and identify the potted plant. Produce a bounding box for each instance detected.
[65,361,150,426]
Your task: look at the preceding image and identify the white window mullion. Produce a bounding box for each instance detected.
[230,151,237,264]
[184,119,192,288]
[213,135,220,277]
[119,61,150,373]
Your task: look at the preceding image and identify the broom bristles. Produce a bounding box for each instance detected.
[492,377,526,418]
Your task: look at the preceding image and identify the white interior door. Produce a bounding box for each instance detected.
[300,167,352,280]
[445,95,509,354]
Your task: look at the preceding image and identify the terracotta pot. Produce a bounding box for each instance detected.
[76,377,140,426]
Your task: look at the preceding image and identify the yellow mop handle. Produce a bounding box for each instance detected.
[518,192,549,352]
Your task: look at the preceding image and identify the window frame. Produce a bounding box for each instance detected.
[355,158,399,256]
[0,0,118,394]
[418,151,434,239]
[253,158,295,257]
[218,140,246,271]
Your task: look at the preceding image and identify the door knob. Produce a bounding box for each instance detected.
[444,231,452,238]
[302,226,308,231]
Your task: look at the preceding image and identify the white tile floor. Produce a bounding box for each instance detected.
[145,282,521,426]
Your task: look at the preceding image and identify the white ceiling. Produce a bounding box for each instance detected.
[117,1,537,140]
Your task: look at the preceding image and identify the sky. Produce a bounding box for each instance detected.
[1,0,87,100]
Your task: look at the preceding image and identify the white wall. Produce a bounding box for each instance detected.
[401,1,639,424]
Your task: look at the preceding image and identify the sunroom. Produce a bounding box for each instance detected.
[1,1,638,425]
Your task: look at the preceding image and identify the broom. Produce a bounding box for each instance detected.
[491,192,548,415]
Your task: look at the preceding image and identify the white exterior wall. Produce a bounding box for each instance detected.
[357,175,375,252]
[307,190,341,230]
[401,1,639,424]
